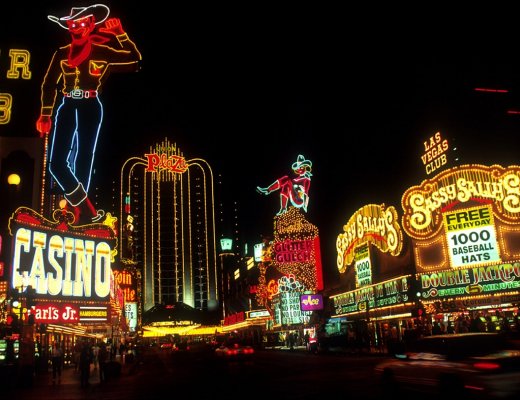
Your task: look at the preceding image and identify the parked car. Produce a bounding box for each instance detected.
[374,332,520,398]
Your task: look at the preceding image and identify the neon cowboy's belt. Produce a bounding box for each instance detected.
[64,89,98,99]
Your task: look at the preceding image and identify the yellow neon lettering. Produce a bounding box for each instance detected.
[7,49,32,79]
[0,93,12,124]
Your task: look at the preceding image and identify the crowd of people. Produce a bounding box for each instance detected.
[52,339,112,387]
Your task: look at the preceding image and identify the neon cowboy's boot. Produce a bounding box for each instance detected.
[65,183,104,224]
[64,183,88,207]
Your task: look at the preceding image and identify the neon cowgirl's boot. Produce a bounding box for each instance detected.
[256,176,290,195]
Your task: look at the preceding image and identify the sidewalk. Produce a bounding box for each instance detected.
[7,360,133,399]
[35,362,103,386]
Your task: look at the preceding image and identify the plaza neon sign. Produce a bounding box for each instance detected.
[144,152,188,173]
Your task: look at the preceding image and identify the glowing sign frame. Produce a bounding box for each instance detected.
[444,205,501,268]
[8,206,117,303]
[336,203,403,273]
[401,164,520,240]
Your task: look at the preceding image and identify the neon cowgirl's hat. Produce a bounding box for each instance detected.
[48,4,110,29]
[291,154,312,170]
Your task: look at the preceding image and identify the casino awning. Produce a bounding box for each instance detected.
[141,302,204,326]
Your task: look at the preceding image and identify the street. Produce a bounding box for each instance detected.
[6,347,387,399]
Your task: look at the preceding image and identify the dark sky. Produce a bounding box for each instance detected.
[2,2,520,286]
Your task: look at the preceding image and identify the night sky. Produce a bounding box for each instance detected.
[2,2,520,287]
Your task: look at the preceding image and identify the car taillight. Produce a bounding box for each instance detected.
[473,362,500,371]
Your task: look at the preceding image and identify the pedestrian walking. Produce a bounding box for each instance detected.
[98,343,108,383]
[51,342,63,384]
[79,342,93,388]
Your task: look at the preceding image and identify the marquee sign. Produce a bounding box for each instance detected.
[336,204,403,273]
[271,208,323,291]
[32,303,110,323]
[32,303,80,323]
[418,262,520,300]
[444,205,501,268]
[274,239,313,263]
[300,293,323,311]
[113,269,136,303]
[331,276,411,316]
[402,164,520,240]
[354,243,372,287]
[8,207,117,303]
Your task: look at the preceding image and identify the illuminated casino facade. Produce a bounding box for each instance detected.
[120,138,218,315]
[328,132,520,350]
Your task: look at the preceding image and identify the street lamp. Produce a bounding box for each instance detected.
[7,173,21,186]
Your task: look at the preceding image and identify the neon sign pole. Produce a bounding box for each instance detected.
[36,4,141,225]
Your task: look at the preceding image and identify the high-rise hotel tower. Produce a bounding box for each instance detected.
[120,139,218,314]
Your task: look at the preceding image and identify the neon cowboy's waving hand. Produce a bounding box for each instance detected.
[36,4,141,224]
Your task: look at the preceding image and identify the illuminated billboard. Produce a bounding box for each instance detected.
[418,262,520,300]
[443,205,501,268]
[402,164,520,272]
[271,208,323,291]
[336,203,403,273]
[8,207,117,304]
[331,276,411,316]
[300,293,323,311]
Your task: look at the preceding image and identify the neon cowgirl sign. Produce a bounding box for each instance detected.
[257,154,312,215]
